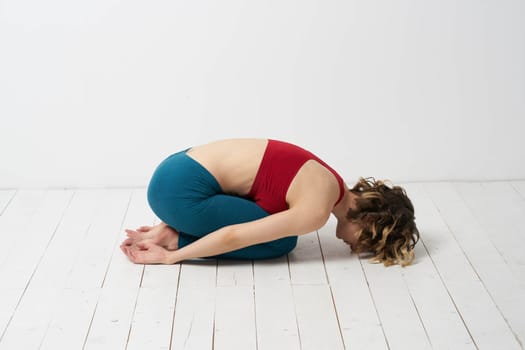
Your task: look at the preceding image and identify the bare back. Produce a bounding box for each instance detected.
[186,138,345,209]
[186,138,267,196]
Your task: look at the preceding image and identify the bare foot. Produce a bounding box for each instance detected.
[125,225,157,240]
[123,223,179,250]
[153,225,179,250]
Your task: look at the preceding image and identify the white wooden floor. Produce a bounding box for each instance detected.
[0,182,525,350]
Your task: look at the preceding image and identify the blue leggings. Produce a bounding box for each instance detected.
[146,148,298,260]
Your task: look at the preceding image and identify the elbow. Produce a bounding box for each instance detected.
[294,208,331,235]
[313,210,331,229]
[221,226,241,249]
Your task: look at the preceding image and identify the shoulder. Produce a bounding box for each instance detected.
[286,160,341,214]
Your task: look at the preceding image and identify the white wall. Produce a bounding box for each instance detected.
[1,0,524,188]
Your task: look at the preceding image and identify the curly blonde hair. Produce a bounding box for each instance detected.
[347,177,420,267]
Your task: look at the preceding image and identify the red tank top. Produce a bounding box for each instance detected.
[247,139,346,214]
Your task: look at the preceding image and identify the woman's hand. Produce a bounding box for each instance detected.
[120,239,172,264]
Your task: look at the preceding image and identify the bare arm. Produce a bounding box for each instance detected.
[123,164,339,265]
[164,205,331,264]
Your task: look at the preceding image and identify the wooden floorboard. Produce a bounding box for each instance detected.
[319,218,388,350]
[0,182,524,350]
[430,182,525,345]
[407,183,521,349]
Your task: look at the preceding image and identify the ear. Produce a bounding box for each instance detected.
[361,212,378,225]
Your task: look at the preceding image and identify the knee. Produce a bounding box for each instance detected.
[282,236,298,254]
[269,236,298,258]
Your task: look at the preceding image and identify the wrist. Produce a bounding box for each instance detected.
[165,249,180,264]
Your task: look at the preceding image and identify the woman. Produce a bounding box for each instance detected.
[121,138,419,267]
